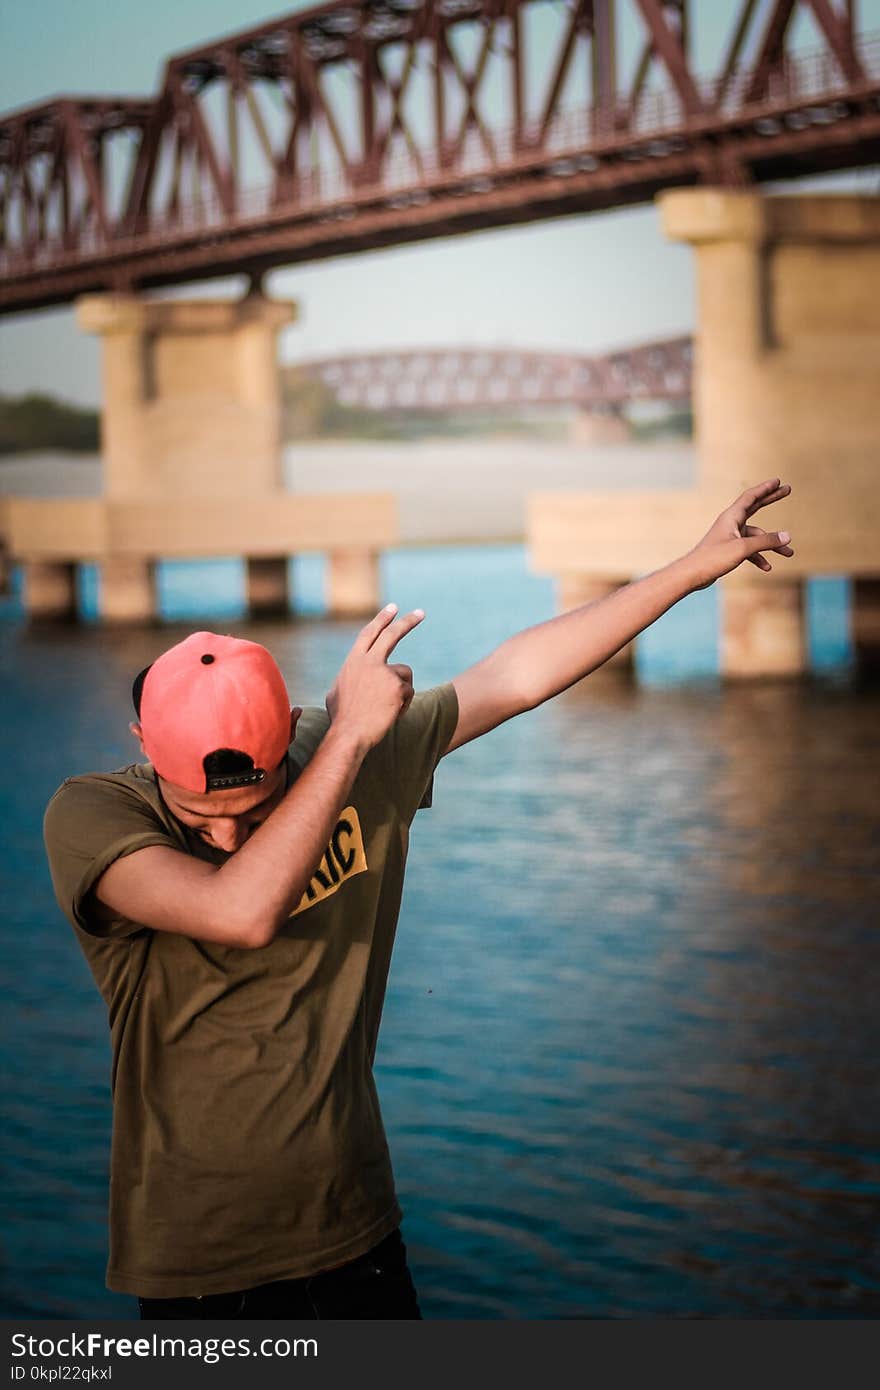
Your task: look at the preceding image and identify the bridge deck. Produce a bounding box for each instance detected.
[2,3,879,314]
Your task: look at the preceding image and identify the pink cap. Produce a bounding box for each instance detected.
[139,631,292,793]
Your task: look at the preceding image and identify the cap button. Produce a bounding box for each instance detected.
[200,653,216,665]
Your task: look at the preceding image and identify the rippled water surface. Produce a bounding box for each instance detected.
[1,547,878,1318]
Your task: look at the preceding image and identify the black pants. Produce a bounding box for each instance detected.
[137,1229,421,1320]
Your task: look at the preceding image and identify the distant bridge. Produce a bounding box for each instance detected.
[2,1,880,314]
[298,335,692,410]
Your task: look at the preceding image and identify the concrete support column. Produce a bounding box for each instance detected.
[23,561,78,620]
[557,574,633,667]
[327,550,381,618]
[76,292,296,502]
[657,189,880,678]
[247,556,290,617]
[720,575,806,678]
[853,577,880,674]
[100,558,157,623]
[76,297,149,500]
[660,193,771,496]
[238,296,293,494]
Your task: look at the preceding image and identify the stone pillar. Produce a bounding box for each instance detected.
[660,192,779,497]
[75,297,150,499]
[660,189,880,678]
[238,296,289,494]
[557,574,633,668]
[76,292,296,502]
[327,550,381,618]
[23,562,78,620]
[853,578,880,675]
[720,574,806,678]
[247,557,290,617]
[100,559,157,623]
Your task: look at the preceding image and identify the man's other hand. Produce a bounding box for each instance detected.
[325,603,425,752]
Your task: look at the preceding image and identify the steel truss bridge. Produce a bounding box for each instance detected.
[2,0,879,315]
[299,335,691,409]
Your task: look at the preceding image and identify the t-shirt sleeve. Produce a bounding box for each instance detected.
[386,681,459,825]
[43,776,177,940]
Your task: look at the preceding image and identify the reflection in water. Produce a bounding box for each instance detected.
[0,547,877,1318]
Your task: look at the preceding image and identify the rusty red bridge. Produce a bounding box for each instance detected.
[1,0,879,316]
[298,335,691,409]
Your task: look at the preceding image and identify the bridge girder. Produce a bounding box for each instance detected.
[1,1,878,315]
[299,336,693,410]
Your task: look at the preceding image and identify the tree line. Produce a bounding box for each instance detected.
[0,394,99,454]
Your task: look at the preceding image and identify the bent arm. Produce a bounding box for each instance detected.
[93,723,369,949]
[93,603,426,949]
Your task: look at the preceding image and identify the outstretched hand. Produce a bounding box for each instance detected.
[325,602,425,752]
[687,479,794,591]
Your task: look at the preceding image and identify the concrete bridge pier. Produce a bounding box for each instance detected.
[853,578,880,675]
[24,561,78,621]
[328,550,381,618]
[662,189,880,678]
[78,290,301,623]
[529,189,880,678]
[101,558,157,624]
[719,572,807,678]
[3,290,395,624]
[246,557,290,618]
[76,292,296,503]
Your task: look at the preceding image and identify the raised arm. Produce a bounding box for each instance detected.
[444,479,794,754]
[91,604,425,949]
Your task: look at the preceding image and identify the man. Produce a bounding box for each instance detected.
[43,480,793,1320]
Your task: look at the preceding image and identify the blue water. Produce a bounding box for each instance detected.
[64,546,854,681]
[1,545,877,1319]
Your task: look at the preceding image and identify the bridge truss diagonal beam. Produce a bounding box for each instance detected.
[298,337,693,412]
[2,0,880,314]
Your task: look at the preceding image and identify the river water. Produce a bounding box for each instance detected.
[1,496,878,1317]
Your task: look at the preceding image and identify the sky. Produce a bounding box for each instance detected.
[1,0,878,406]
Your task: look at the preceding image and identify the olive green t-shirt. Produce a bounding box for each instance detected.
[43,683,459,1299]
